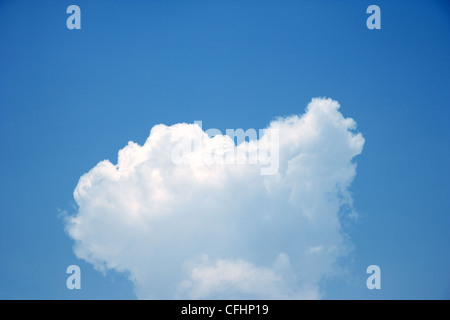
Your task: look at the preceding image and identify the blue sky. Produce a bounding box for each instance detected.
[0,0,449,299]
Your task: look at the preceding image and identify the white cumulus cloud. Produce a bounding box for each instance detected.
[65,97,365,299]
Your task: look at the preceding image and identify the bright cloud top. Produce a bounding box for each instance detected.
[65,98,365,299]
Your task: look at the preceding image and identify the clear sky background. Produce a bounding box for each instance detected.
[0,0,449,299]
